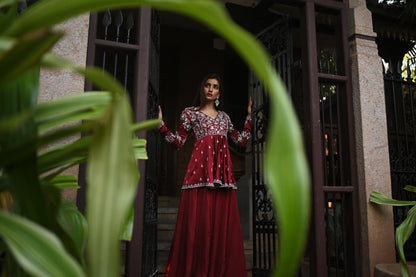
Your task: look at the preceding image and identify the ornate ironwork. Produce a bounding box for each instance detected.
[257,20,290,58]
[251,16,292,276]
[141,10,160,277]
[97,9,138,44]
[383,53,416,260]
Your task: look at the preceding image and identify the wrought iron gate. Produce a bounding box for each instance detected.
[383,48,416,260]
[141,9,160,277]
[251,17,293,276]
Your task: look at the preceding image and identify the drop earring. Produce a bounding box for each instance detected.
[215,98,220,107]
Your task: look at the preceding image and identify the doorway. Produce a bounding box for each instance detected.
[156,9,253,274]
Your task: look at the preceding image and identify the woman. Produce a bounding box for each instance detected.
[158,73,252,277]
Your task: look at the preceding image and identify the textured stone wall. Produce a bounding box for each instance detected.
[38,14,90,202]
[347,1,396,276]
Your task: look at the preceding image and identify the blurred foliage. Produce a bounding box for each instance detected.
[0,0,310,276]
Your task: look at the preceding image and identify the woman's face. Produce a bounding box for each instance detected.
[203,78,220,102]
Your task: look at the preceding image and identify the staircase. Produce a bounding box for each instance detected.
[157,196,253,276]
[157,196,180,275]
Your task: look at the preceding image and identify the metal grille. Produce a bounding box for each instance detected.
[324,192,351,277]
[94,9,139,96]
[383,52,416,260]
[96,10,138,44]
[251,17,292,276]
[251,75,274,276]
[319,82,344,188]
[319,47,354,276]
[141,10,160,277]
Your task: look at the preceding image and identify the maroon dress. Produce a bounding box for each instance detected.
[159,107,251,277]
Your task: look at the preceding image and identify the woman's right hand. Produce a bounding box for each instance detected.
[158,105,163,121]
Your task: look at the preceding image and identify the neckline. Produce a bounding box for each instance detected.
[197,109,219,120]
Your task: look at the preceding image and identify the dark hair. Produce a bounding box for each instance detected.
[194,73,223,110]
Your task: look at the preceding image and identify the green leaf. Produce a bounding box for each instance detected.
[34,91,111,133]
[0,2,17,35]
[370,191,416,206]
[57,201,88,265]
[46,175,79,189]
[0,210,84,277]
[7,1,310,275]
[0,0,18,9]
[4,1,311,276]
[39,162,79,185]
[86,93,139,277]
[0,29,62,86]
[119,206,134,241]
[404,185,416,193]
[133,138,148,160]
[0,69,56,228]
[37,136,91,174]
[396,205,416,277]
[132,119,160,133]
[0,123,88,169]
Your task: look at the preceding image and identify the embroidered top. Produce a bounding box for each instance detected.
[159,107,252,190]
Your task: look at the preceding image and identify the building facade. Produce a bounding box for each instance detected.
[37,0,416,276]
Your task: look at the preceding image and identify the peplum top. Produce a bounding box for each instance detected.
[159,107,251,190]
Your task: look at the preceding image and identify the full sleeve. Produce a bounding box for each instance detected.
[227,114,252,147]
[159,109,192,150]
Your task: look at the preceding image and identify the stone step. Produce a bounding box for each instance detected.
[158,213,177,224]
[158,196,180,207]
[158,206,179,214]
[158,223,176,231]
[375,263,416,277]
[155,245,253,276]
[244,240,253,250]
[158,241,171,251]
[158,230,175,241]
[157,251,169,274]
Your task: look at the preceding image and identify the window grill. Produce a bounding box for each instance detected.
[383,48,416,260]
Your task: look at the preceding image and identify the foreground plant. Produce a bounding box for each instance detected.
[0,0,310,276]
[370,188,416,277]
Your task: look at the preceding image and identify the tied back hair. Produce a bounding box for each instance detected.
[193,73,224,111]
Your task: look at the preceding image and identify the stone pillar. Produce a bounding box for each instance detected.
[347,1,396,276]
[38,14,90,203]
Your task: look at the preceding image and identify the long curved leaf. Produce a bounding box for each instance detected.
[0,92,109,132]
[86,93,139,277]
[0,210,84,277]
[37,136,91,174]
[370,191,416,206]
[57,200,88,265]
[132,118,160,133]
[0,29,62,86]
[46,175,79,189]
[5,1,310,276]
[404,185,416,193]
[35,91,111,132]
[396,205,416,277]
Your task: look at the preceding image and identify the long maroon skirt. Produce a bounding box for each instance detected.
[164,188,247,277]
